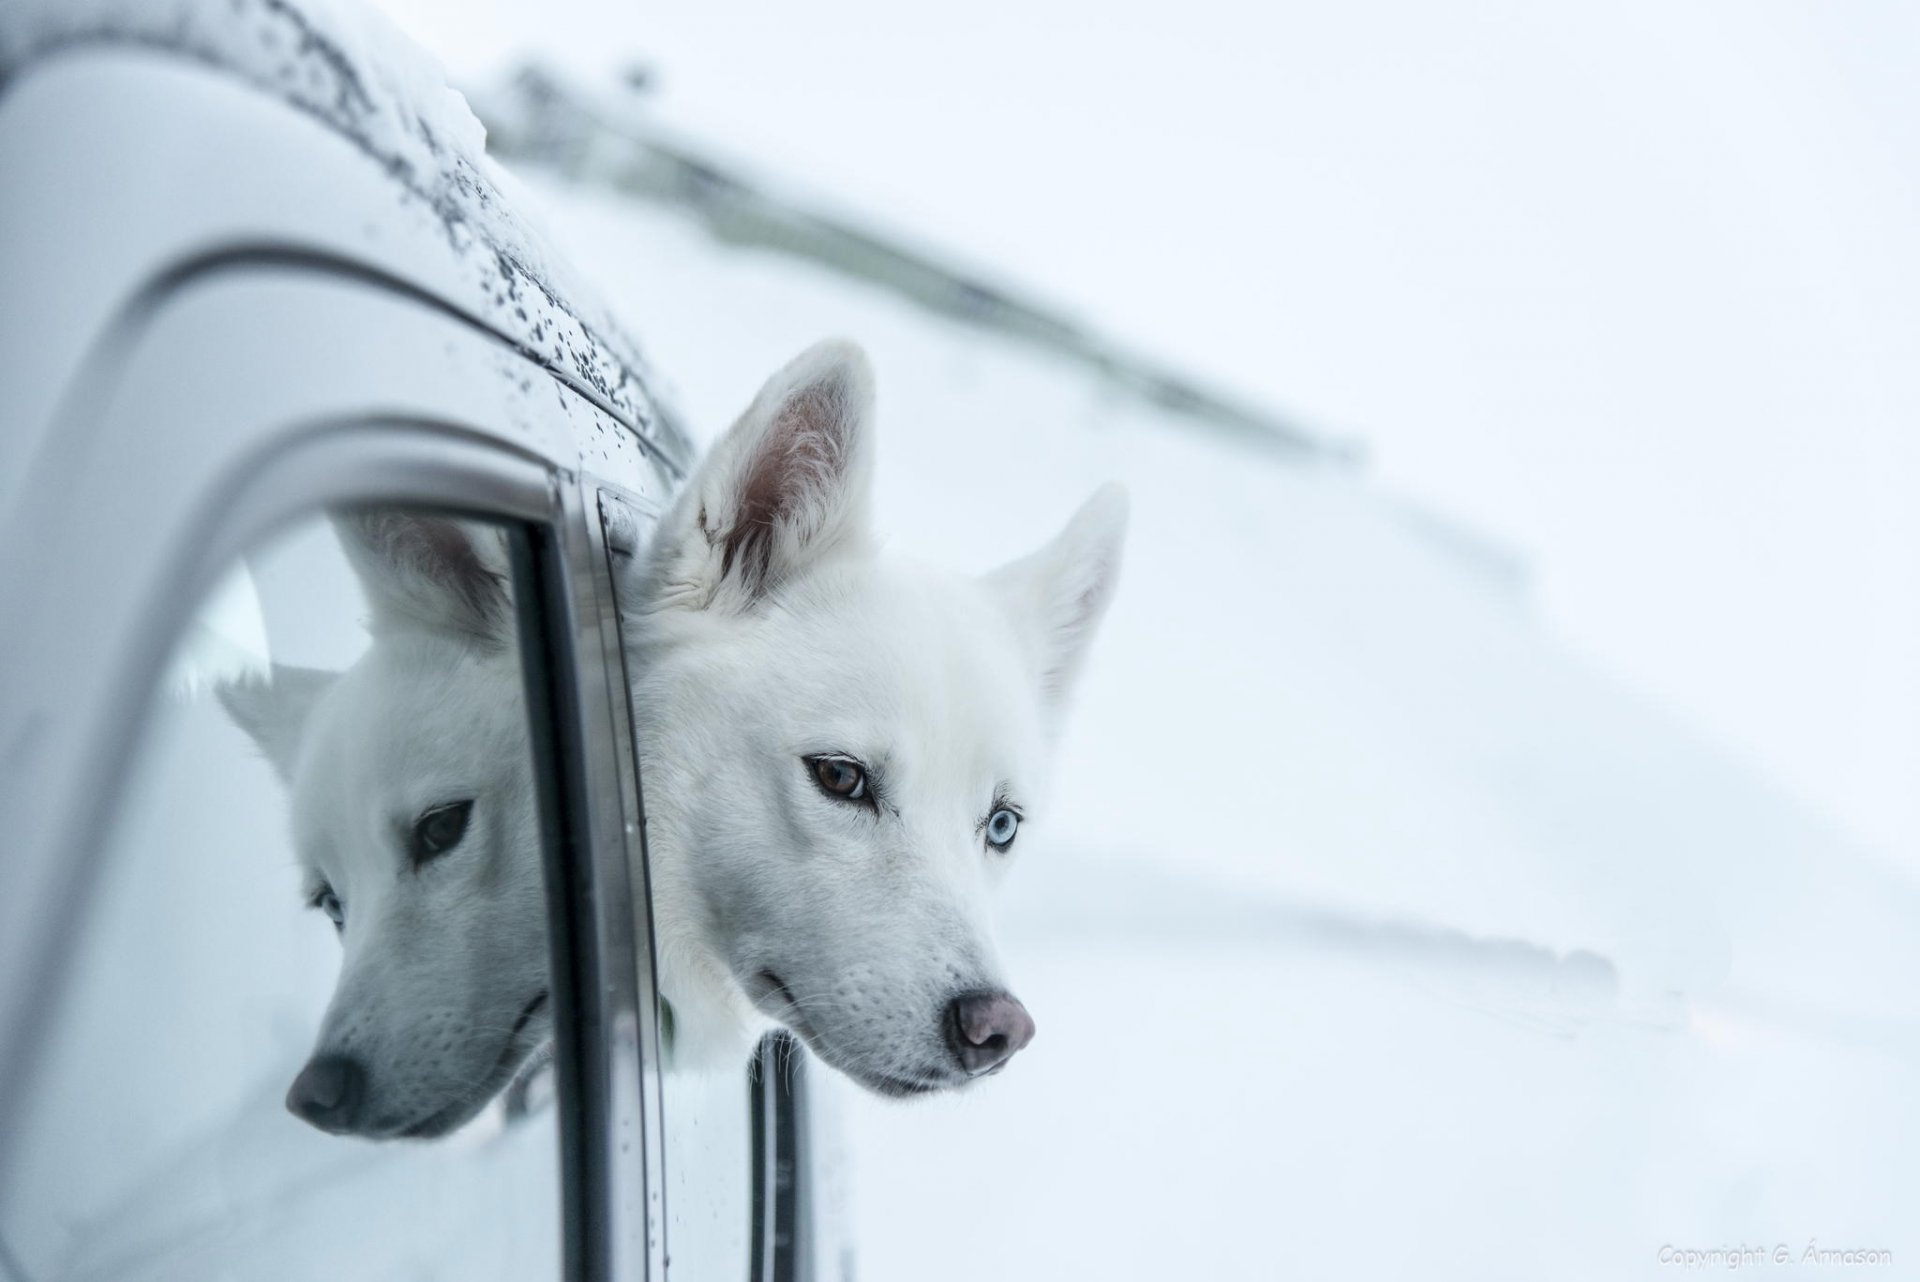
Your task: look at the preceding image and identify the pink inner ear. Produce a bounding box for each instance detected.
[719,374,854,598]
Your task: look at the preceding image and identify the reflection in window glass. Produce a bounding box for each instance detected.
[0,510,562,1282]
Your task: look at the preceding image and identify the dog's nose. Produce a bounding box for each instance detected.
[944,991,1036,1076]
[286,1054,368,1132]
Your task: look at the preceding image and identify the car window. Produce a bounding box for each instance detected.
[660,1063,755,1279]
[0,507,563,1282]
[595,490,756,1282]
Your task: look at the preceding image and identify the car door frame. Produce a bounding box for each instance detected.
[0,258,668,1282]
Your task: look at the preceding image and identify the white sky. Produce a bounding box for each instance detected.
[373,0,1920,870]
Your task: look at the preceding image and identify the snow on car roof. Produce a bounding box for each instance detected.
[0,0,694,472]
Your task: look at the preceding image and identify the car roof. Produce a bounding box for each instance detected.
[0,0,695,479]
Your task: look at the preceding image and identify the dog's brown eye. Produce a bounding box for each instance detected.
[807,755,868,802]
[412,799,474,865]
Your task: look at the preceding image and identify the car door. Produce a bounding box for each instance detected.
[0,246,670,1280]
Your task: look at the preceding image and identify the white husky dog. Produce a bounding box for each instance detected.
[625,340,1125,1094]
[224,339,1124,1132]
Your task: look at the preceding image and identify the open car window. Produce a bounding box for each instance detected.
[592,489,756,1282]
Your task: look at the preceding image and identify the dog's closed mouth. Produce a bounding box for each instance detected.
[394,989,550,1139]
[747,972,959,1098]
[861,1069,944,1098]
[753,970,799,1013]
[508,989,549,1040]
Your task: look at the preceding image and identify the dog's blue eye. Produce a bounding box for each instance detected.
[807,755,869,803]
[412,799,474,865]
[985,807,1020,850]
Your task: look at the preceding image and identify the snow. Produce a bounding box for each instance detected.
[516,170,1920,1280]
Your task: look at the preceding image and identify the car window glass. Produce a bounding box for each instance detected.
[596,491,755,1281]
[0,508,562,1282]
[661,1064,755,1279]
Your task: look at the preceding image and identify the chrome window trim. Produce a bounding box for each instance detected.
[533,477,671,1282]
[582,482,673,1282]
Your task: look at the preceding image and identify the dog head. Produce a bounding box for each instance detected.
[220,513,552,1138]
[627,340,1126,1095]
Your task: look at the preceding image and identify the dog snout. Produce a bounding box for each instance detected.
[286,1053,368,1133]
[944,990,1036,1076]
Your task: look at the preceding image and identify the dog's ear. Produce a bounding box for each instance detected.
[331,510,511,645]
[217,664,338,783]
[987,484,1129,719]
[646,339,875,613]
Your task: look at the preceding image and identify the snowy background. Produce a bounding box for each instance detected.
[378,3,1917,1277]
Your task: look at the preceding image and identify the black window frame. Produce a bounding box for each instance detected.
[749,1033,810,1282]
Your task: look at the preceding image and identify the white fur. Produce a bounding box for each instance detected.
[625,339,1127,1094]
